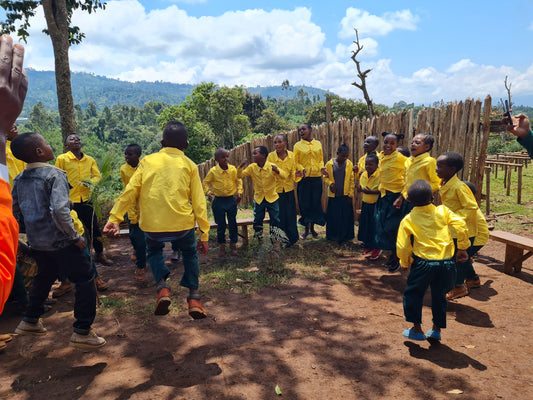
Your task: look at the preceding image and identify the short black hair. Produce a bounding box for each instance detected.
[125,143,142,155]
[365,136,379,146]
[407,179,433,206]
[11,132,42,163]
[274,134,288,143]
[214,148,228,159]
[162,121,188,149]
[397,146,410,157]
[337,143,349,154]
[255,146,268,157]
[65,133,79,145]
[417,133,435,150]
[440,151,464,172]
[365,153,379,164]
[463,181,476,196]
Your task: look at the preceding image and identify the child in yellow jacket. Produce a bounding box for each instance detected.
[104,121,210,319]
[398,180,470,342]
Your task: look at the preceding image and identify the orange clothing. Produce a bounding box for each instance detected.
[0,177,18,314]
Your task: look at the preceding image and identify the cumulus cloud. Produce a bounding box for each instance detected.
[339,8,419,39]
[17,1,533,106]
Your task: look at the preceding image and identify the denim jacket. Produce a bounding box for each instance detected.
[12,163,80,251]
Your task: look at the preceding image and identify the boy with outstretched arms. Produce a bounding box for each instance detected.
[104,121,210,319]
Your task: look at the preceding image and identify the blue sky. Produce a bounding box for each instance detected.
[7,0,533,105]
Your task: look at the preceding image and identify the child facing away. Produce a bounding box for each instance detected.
[10,132,105,349]
[393,133,441,213]
[104,121,210,319]
[397,180,470,342]
[436,152,484,300]
[238,145,287,249]
[357,153,381,258]
[120,143,147,282]
[203,148,243,256]
[267,134,303,247]
[374,132,408,271]
[323,144,355,243]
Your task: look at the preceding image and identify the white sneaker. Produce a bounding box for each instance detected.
[15,319,47,336]
[69,330,106,349]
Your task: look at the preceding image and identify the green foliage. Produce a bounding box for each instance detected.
[0,0,106,45]
[304,95,371,124]
[254,107,290,135]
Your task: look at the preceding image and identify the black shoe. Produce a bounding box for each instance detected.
[388,260,400,273]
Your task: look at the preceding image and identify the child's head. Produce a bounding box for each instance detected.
[365,153,379,175]
[11,132,54,163]
[436,152,463,181]
[463,181,476,196]
[363,136,379,153]
[214,148,230,169]
[124,144,142,167]
[407,179,433,207]
[298,123,312,141]
[397,146,411,157]
[273,134,288,152]
[336,143,349,163]
[65,134,82,152]
[252,146,268,165]
[161,121,188,150]
[381,132,404,155]
[410,133,434,157]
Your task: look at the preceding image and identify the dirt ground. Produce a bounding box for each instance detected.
[1,232,533,400]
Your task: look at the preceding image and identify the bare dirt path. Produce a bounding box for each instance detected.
[1,236,532,400]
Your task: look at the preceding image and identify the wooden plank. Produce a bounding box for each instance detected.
[489,231,533,251]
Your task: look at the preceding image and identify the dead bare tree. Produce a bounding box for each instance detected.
[351,29,374,118]
[504,75,512,108]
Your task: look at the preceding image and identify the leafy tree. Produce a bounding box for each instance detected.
[242,92,266,128]
[304,95,371,124]
[254,108,290,135]
[1,0,107,144]
[211,86,250,148]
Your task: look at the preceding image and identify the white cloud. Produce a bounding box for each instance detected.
[339,8,419,39]
[16,1,533,106]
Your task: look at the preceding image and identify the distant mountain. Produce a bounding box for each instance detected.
[22,69,334,117]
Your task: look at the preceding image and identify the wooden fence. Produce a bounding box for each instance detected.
[198,96,492,207]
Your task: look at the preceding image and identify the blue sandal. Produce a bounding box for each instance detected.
[402,328,426,341]
[425,329,441,341]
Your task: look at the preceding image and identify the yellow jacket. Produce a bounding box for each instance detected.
[6,140,26,186]
[238,161,287,203]
[108,147,210,241]
[397,204,470,268]
[379,150,407,195]
[294,139,324,178]
[120,163,140,224]
[402,152,441,197]
[70,210,85,236]
[55,151,101,202]
[439,175,479,238]
[473,209,489,246]
[203,164,243,197]
[324,158,355,198]
[360,169,381,204]
[267,150,302,193]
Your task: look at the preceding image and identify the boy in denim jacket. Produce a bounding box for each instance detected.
[11,132,105,349]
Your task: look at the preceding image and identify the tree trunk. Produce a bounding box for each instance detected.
[42,0,77,147]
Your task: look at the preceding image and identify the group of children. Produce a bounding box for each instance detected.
[6,117,490,349]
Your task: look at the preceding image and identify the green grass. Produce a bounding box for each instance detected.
[482,162,533,232]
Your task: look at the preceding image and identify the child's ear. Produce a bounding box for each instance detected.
[183,140,189,150]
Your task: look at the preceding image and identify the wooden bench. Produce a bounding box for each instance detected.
[119,218,269,248]
[489,230,533,274]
